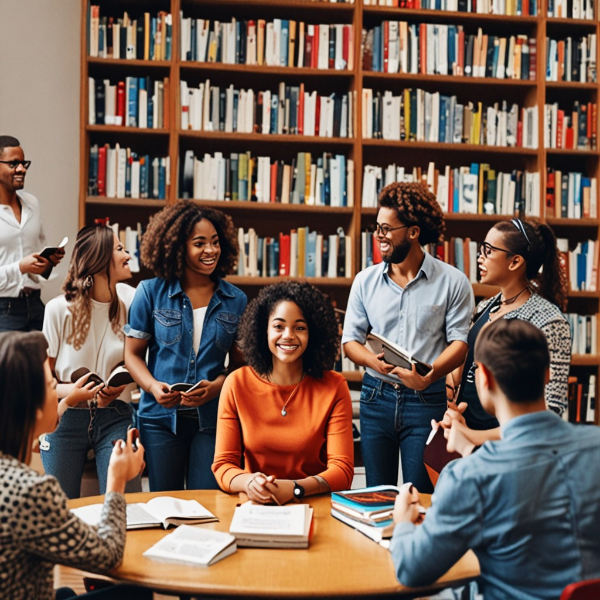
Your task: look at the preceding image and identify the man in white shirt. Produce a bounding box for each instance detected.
[0,135,64,331]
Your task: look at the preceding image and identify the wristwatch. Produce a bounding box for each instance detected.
[293,481,306,501]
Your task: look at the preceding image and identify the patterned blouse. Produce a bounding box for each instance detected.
[475,292,572,415]
[0,453,126,600]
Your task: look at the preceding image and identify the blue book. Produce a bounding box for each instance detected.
[577,242,588,290]
[150,17,157,60]
[331,485,399,514]
[270,94,279,134]
[140,155,149,199]
[573,172,582,218]
[337,154,346,206]
[305,230,317,277]
[158,158,166,199]
[230,153,239,201]
[165,16,172,59]
[439,96,447,143]
[127,77,138,127]
[125,154,131,198]
[373,26,382,72]
[322,153,331,205]
[280,20,289,67]
[453,168,460,212]
[268,239,279,277]
[448,27,456,73]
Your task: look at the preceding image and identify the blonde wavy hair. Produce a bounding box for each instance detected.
[62,225,122,350]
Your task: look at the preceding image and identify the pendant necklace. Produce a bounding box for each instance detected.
[279,374,305,417]
[489,286,530,317]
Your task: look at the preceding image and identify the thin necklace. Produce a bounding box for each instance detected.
[270,374,305,417]
[489,286,530,315]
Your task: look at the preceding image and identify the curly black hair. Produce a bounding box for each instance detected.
[379,181,445,245]
[238,281,340,379]
[140,201,238,280]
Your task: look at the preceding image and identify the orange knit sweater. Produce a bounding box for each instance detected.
[212,367,354,491]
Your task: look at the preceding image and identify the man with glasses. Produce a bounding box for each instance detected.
[342,182,474,493]
[0,135,64,331]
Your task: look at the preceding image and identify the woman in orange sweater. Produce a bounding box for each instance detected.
[212,281,354,504]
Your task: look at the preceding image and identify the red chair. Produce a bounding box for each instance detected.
[560,578,600,600]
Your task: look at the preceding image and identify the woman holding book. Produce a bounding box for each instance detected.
[124,201,247,491]
[212,281,354,505]
[40,224,139,499]
[444,218,571,446]
[0,331,148,600]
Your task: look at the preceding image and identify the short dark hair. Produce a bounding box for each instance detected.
[379,182,445,245]
[474,319,549,404]
[140,201,238,281]
[238,281,339,379]
[0,331,48,461]
[0,135,20,157]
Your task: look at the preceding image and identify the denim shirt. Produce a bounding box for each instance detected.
[124,277,247,432]
[390,412,600,600]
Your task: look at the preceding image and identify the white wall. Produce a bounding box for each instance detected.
[0,0,81,300]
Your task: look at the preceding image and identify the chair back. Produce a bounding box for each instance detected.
[560,578,600,600]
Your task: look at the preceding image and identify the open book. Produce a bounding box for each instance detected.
[39,236,68,279]
[143,525,236,567]
[229,502,313,548]
[70,365,134,388]
[170,380,204,393]
[367,332,433,376]
[72,496,218,530]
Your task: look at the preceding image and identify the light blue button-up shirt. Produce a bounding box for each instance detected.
[390,411,600,600]
[342,253,474,390]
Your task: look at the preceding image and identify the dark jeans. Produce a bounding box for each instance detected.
[359,372,447,494]
[0,291,44,332]
[56,584,152,599]
[139,411,219,491]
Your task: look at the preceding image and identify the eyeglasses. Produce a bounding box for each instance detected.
[478,241,514,258]
[511,218,532,253]
[0,160,31,170]
[375,223,409,237]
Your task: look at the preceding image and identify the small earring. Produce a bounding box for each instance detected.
[84,275,94,288]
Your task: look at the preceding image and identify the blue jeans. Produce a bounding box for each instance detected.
[0,292,44,332]
[359,372,447,494]
[139,411,219,491]
[41,401,139,499]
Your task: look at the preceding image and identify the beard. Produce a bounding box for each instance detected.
[381,236,411,264]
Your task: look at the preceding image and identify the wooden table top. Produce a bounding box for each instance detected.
[69,490,479,598]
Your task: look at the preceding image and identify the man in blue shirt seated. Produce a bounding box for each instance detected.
[390,318,600,600]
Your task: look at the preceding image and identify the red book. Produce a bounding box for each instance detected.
[97,144,107,196]
[546,169,555,216]
[587,101,593,141]
[312,25,319,69]
[116,81,126,126]
[305,26,313,69]
[516,119,523,147]
[342,25,350,71]
[314,95,321,137]
[419,23,427,75]
[556,109,564,148]
[529,37,537,81]
[448,168,454,213]
[383,21,389,73]
[566,126,574,149]
[270,162,278,202]
[456,28,465,76]
[279,233,291,275]
[298,83,304,135]
[592,103,597,150]
[372,233,382,264]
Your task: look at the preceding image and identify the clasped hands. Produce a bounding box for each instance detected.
[246,473,295,505]
[433,400,478,457]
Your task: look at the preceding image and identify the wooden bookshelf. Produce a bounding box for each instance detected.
[80,0,600,422]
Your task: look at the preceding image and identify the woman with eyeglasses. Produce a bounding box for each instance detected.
[444,218,571,444]
[124,201,247,492]
[40,225,140,499]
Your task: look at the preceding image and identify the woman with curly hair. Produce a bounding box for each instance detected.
[124,201,246,491]
[212,281,354,504]
[342,181,474,493]
[40,225,139,499]
[442,218,571,450]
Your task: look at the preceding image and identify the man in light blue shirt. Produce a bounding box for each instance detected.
[391,319,600,600]
[342,182,473,492]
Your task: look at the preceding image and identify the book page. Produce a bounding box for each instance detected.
[145,497,216,522]
[230,503,308,536]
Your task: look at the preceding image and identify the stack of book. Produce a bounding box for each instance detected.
[331,485,400,544]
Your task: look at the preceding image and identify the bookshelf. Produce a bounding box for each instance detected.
[79,0,600,423]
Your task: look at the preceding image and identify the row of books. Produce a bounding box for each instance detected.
[363,89,537,148]
[110,221,142,274]
[545,170,598,219]
[567,313,598,356]
[236,227,352,278]
[88,77,170,129]
[363,23,535,80]
[180,17,354,71]
[88,7,172,61]
[544,101,597,151]
[364,0,538,14]
[88,144,169,200]
[180,80,355,138]
[362,161,541,217]
[548,0,596,20]
[546,35,597,83]
[181,150,355,207]
[557,238,600,291]
[566,374,596,424]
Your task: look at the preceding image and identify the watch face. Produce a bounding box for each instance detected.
[293,482,305,499]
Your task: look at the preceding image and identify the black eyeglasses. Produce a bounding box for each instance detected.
[511,218,532,253]
[0,160,31,170]
[375,223,409,237]
[478,241,514,258]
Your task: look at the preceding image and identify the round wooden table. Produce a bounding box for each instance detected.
[69,490,479,598]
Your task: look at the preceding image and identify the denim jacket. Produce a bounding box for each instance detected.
[124,277,247,432]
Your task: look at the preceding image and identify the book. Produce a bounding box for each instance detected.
[72,496,218,530]
[143,524,236,567]
[70,365,134,388]
[229,502,313,548]
[170,380,205,393]
[366,331,433,376]
[331,507,394,545]
[38,236,69,260]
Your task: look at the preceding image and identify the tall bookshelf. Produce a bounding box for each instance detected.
[80,0,600,422]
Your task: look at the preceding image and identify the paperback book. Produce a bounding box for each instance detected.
[367,332,433,376]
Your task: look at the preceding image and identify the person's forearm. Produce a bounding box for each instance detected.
[124,350,157,393]
[431,341,468,382]
[466,426,500,446]
[343,340,380,370]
